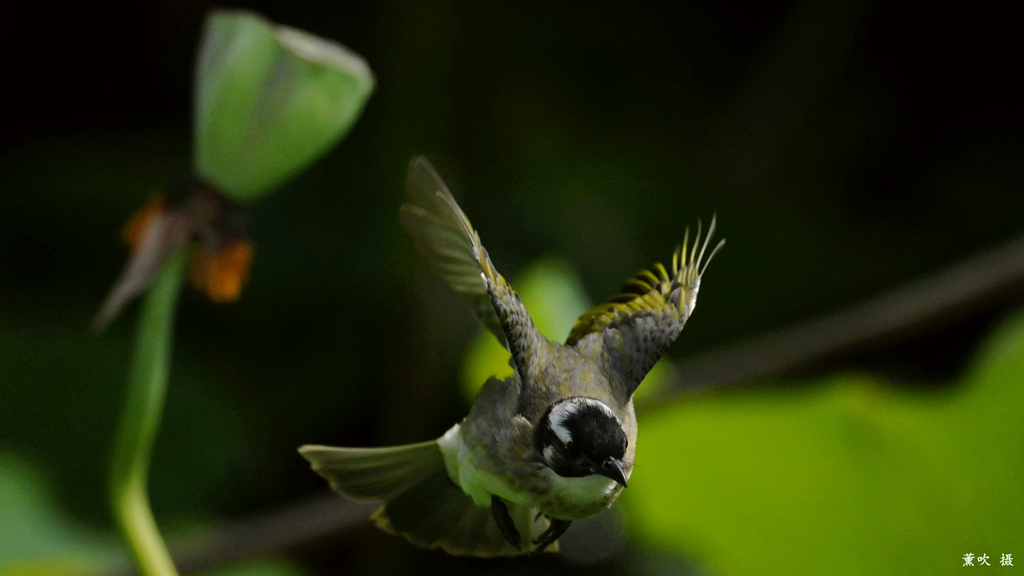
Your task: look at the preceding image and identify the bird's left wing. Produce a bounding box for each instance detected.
[399,157,548,387]
[566,217,724,401]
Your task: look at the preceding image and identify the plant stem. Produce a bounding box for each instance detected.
[109,244,189,576]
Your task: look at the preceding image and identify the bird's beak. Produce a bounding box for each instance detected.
[597,458,628,487]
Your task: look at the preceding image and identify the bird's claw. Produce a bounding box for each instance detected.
[531,517,572,555]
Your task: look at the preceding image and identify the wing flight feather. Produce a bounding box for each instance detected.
[400,156,547,387]
[567,217,724,399]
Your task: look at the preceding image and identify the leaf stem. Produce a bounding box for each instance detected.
[109,244,189,576]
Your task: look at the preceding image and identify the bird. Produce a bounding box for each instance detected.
[299,156,724,557]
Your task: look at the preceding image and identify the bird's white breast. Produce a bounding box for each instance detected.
[543,469,618,508]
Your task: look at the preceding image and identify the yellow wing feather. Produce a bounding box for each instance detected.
[566,217,724,397]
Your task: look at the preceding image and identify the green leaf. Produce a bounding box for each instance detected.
[0,452,312,576]
[625,311,1024,575]
[194,9,375,200]
[0,453,118,575]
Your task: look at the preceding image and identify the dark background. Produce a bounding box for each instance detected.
[1,1,1021,574]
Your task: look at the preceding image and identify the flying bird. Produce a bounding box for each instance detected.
[300,156,724,556]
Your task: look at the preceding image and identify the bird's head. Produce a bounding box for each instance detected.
[535,397,629,487]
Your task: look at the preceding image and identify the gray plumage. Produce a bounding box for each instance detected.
[300,156,723,556]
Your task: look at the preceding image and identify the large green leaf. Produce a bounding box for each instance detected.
[625,311,1024,575]
[0,453,118,575]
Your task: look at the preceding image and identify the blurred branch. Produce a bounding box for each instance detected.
[108,495,378,575]
[170,496,377,574]
[114,233,1024,574]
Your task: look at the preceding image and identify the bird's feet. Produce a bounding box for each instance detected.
[531,517,572,555]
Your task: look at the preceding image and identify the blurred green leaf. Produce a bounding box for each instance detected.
[625,311,1024,575]
[0,453,118,575]
[194,9,375,200]
[0,453,312,576]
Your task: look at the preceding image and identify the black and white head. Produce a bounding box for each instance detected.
[535,397,629,486]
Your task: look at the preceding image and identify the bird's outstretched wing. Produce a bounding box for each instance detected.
[399,156,546,386]
[400,157,505,346]
[566,217,724,401]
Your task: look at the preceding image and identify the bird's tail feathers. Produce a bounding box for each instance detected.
[299,441,444,501]
[299,441,552,556]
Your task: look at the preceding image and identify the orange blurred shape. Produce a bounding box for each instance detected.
[190,241,254,302]
[122,195,166,250]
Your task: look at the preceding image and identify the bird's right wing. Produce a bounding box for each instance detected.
[399,156,547,387]
[374,466,553,556]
